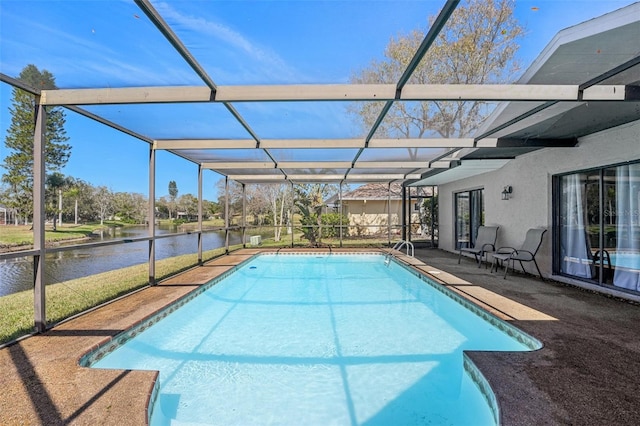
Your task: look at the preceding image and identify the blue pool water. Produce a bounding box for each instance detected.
[610,252,640,269]
[91,254,539,425]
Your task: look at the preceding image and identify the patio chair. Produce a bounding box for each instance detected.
[491,228,547,280]
[458,226,499,268]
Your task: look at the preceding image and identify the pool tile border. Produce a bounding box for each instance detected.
[79,265,247,368]
[393,257,543,351]
[464,353,500,425]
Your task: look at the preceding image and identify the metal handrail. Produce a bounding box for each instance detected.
[391,240,414,257]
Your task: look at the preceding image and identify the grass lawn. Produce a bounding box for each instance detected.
[0,245,238,344]
[0,223,100,247]
[0,219,228,249]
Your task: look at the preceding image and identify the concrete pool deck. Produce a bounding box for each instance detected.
[1,248,639,425]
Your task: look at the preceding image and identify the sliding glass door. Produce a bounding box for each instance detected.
[455,189,484,250]
[555,162,640,292]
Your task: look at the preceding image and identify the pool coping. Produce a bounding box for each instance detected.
[78,248,541,425]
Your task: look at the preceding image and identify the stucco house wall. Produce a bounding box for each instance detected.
[343,200,423,236]
[344,199,403,235]
[438,119,640,278]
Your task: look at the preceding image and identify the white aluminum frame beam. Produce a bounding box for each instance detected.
[225,173,424,183]
[287,174,348,181]
[202,161,432,170]
[352,161,428,168]
[154,138,498,150]
[216,84,394,102]
[202,162,276,169]
[155,140,257,149]
[41,86,213,105]
[347,174,423,180]
[227,175,286,181]
[278,161,350,169]
[261,139,364,149]
[40,84,628,105]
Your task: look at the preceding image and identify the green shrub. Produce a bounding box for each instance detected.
[321,212,349,238]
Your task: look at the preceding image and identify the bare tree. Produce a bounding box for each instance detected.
[244,185,269,225]
[349,0,523,139]
[263,184,291,242]
[215,179,243,223]
[94,186,113,225]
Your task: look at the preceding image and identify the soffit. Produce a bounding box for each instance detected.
[475,7,640,142]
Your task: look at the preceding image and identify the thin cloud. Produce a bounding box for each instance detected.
[152,1,305,83]
[1,6,197,87]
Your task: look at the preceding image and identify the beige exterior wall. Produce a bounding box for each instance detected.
[438,119,640,282]
[344,200,420,236]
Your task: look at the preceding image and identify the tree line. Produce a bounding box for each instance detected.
[0,170,222,227]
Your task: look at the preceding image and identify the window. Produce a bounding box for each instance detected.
[554,161,640,292]
[455,189,484,250]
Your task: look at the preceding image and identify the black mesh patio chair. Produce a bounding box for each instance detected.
[458,226,499,268]
[491,228,547,280]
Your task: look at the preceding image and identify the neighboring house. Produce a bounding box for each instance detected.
[332,183,427,236]
[409,4,640,299]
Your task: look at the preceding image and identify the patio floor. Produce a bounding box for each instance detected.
[1,248,639,425]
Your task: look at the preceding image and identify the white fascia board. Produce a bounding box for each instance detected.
[429,161,455,168]
[154,139,257,149]
[202,162,275,169]
[260,139,365,149]
[519,3,640,85]
[413,159,511,186]
[215,84,395,102]
[41,86,212,105]
[474,138,499,148]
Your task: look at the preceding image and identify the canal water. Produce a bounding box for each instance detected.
[0,226,241,297]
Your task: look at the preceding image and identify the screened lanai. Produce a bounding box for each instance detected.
[1,0,640,335]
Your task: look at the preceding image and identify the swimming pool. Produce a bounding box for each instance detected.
[88,253,540,425]
[609,252,640,270]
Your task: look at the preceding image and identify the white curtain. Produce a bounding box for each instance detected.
[613,164,640,291]
[561,174,592,278]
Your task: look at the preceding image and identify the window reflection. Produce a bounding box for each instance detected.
[556,162,640,292]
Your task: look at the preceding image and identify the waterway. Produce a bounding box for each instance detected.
[0,225,241,297]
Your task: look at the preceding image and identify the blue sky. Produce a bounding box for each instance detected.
[0,0,636,201]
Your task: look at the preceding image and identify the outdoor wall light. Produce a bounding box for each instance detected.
[501,185,513,200]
